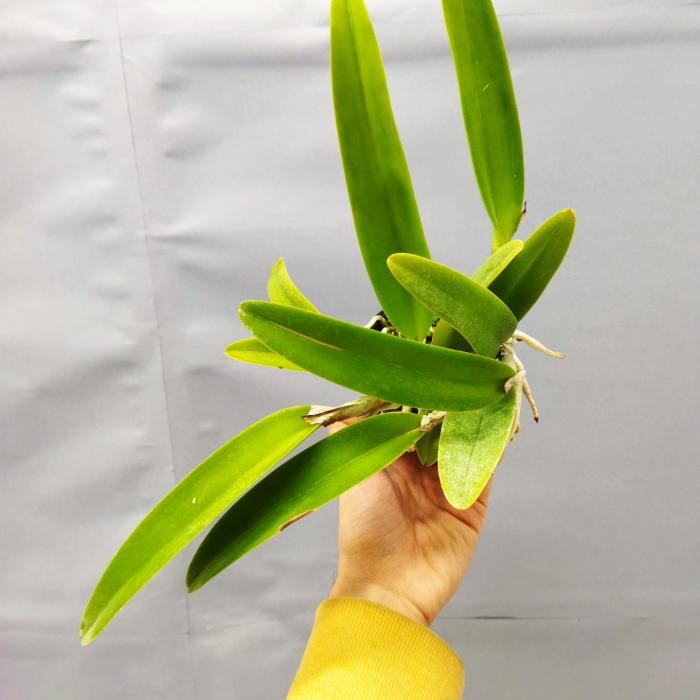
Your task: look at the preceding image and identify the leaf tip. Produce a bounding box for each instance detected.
[79,620,96,647]
[560,208,576,227]
[186,556,210,593]
[238,300,257,326]
[386,252,409,274]
[268,256,286,283]
[185,569,202,593]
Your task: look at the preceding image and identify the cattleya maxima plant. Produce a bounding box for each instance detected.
[81,0,575,645]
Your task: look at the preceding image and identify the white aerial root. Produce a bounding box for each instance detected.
[513,330,566,359]
[521,379,539,423]
[503,367,526,442]
[501,330,565,440]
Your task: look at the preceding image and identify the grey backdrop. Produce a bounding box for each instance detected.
[1,1,699,698]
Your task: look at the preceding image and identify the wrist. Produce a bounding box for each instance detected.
[328,579,430,626]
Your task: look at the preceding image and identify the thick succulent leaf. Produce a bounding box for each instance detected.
[224,338,303,371]
[416,424,441,466]
[240,301,514,411]
[267,257,318,312]
[187,412,422,590]
[331,0,432,340]
[388,253,517,357]
[432,240,523,351]
[489,209,575,320]
[438,392,517,509]
[80,406,318,645]
[442,0,524,246]
[472,239,523,286]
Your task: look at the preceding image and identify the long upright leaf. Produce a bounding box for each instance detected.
[267,258,318,312]
[331,0,432,340]
[80,406,318,645]
[388,253,516,357]
[225,338,303,371]
[240,301,514,411]
[187,413,422,591]
[438,392,516,509]
[490,208,575,320]
[443,0,524,246]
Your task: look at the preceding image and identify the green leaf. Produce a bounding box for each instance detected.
[267,257,318,312]
[224,258,317,370]
[240,301,514,411]
[416,424,441,466]
[438,392,517,509]
[472,239,523,286]
[224,338,303,371]
[489,209,575,320]
[431,320,472,352]
[388,253,517,357]
[331,0,432,340]
[431,241,523,351]
[442,0,524,246]
[187,412,422,591]
[80,406,318,646]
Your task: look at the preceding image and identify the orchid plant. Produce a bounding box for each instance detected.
[81,0,575,645]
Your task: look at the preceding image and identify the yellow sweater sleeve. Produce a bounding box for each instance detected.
[287,598,464,699]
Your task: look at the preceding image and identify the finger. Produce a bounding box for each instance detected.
[326,415,362,435]
[326,420,349,436]
[475,476,494,508]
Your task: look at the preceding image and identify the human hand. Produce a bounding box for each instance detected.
[327,420,493,627]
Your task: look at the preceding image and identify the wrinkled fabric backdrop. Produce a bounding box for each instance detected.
[1,1,699,698]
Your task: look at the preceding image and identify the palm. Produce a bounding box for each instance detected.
[332,445,492,626]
